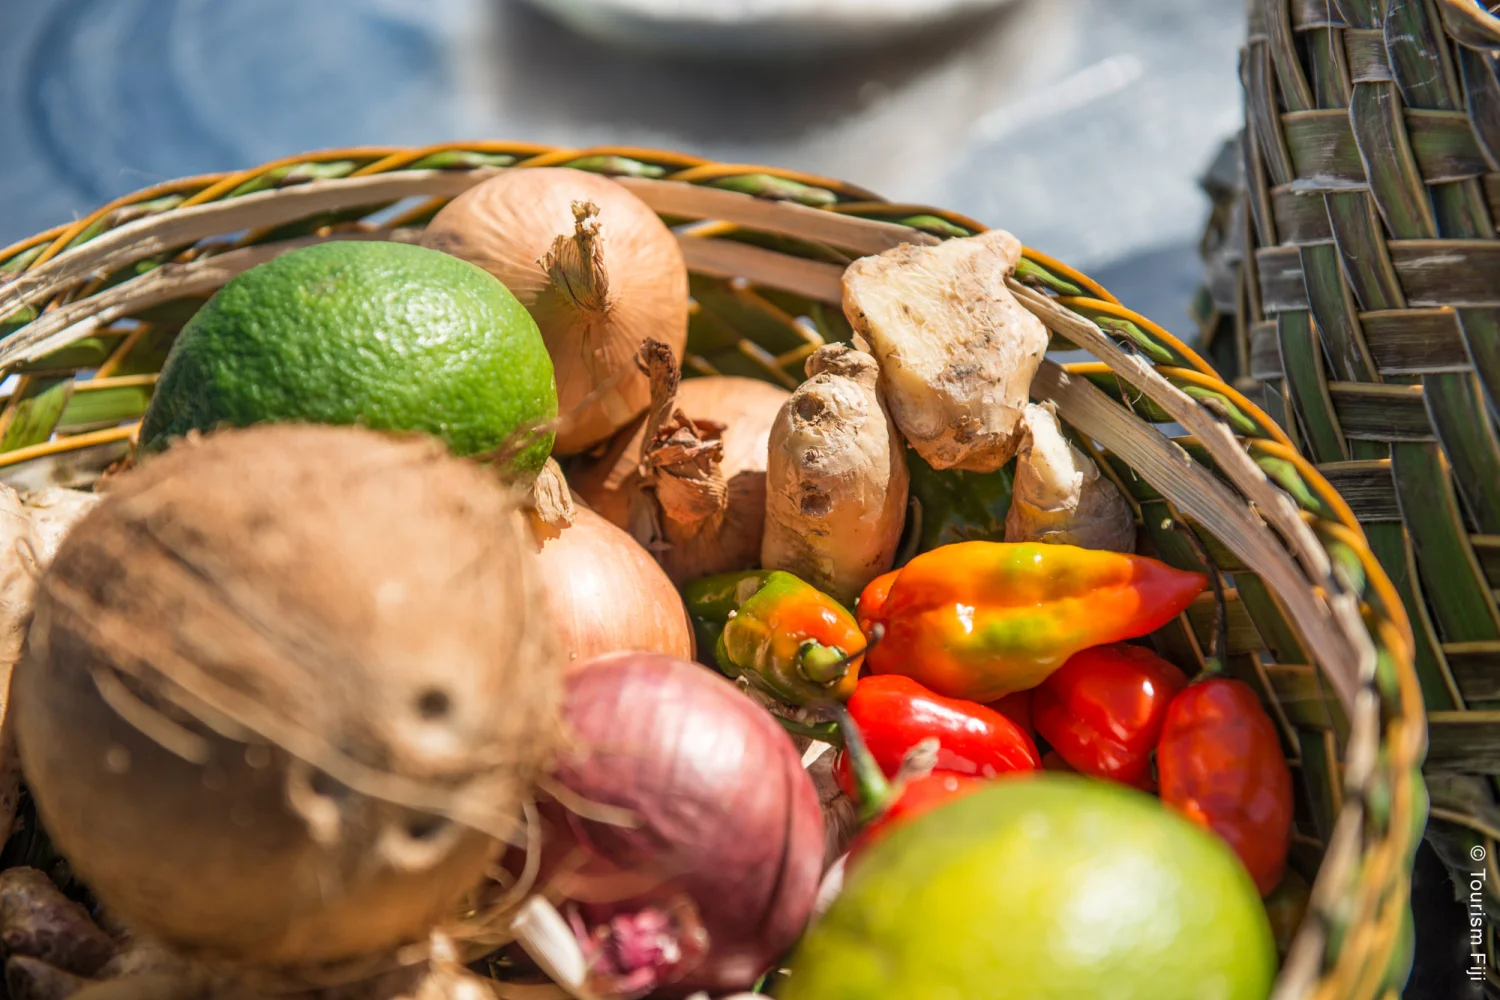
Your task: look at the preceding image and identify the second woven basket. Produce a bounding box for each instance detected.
[1213,0,1500,982]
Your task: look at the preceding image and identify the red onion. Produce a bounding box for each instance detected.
[530,652,824,998]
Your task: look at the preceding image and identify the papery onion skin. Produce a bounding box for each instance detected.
[422,168,689,455]
[528,505,694,664]
[572,374,789,584]
[542,652,825,997]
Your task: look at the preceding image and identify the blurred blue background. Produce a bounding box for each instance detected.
[0,0,1244,340]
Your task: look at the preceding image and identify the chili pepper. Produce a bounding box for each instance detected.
[855,569,899,636]
[989,690,1034,737]
[1156,677,1292,895]
[1032,642,1188,788]
[713,570,864,704]
[856,541,1206,702]
[682,569,770,662]
[833,675,1039,796]
[827,696,991,867]
[845,772,987,864]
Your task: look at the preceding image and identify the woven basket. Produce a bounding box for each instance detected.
[1218,0,1500,965]
[0,143,1424,999]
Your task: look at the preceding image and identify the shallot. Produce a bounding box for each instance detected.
[528,502,695,663]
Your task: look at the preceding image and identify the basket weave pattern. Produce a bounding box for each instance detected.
[1228,0,1500,954]
[0,142,1425,999]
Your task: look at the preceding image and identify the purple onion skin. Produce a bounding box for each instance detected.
[546,651,825,997]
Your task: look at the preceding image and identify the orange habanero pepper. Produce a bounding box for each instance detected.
[856,541,1206,702]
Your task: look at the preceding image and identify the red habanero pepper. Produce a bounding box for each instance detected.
[833,675,1040,796]
[830,701,991,868]
[989,690,1034,737]
[856,541,1206,702]
[1032,643,1188,788]
[1156,677,1293,896]
[845,772,987,864]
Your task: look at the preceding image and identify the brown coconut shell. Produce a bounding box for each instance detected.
[14,424,561,971]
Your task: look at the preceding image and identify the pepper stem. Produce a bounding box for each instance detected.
[833,704,894,824]
[1164,516,1228,676]
[798,641,850,685]
[542,201,610,314]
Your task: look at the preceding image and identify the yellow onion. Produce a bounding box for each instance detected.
[422,168,689,455]
[572,341,789,585]
[528,504,694,664]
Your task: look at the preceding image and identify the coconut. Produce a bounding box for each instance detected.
[14,424,561,972]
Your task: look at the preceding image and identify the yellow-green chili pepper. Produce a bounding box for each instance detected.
[682,569,771,663]
[685,570,863,705]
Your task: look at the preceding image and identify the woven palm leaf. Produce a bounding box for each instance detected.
[1217,0,1500,974]
[0,143,1423,999]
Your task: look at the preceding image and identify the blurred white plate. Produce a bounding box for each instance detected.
[514,0,1021,57]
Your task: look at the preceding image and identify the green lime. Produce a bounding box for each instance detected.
[139,240,557,474]
[782,774,1276,1000]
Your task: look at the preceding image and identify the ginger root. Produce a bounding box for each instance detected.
[842,229,1048,473]
[762,344,908,607]
[1004,402,1134,552]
